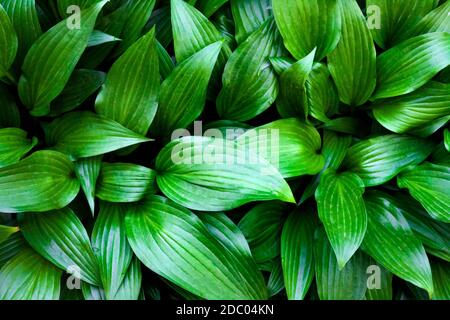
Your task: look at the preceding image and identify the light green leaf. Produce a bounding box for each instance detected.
[0,225,19,245]
[96,163,157,203]
[410,114,450,138]
[328,0,377,107]
[87,30,121,47]
[0,151,80,213]
[315,169,367,269]
[445,129,450,151]
[19,207,102,286]
[0,128,37,168]
[112,256,142,300]
[45,111,151,160]
[0,83,20,128]
[125,195,268,300]
[231,0,272,44]
[81,282,105,300]
[74,155,102,215]
[273,0,341,61]
[407,0,450,37]
[342,135,435,186]
[155,136,295,211]
[0,4,17,80]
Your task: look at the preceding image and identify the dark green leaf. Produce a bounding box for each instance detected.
[0,128,37,168]
[431,259,450,300]
[0,225,19,245]
[74,155,102,215]
[0,3,17,80]
[407,0,450,37]
[0,233,28,268]
[0,83,20,128]
[365,257,393,300]
[231,0,272,44]
[196,0,228,18]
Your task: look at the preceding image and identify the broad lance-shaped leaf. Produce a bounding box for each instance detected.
[342,135,435,187]
[267,261,284,297]
[231,0,272,44]
[236,118,324,179]
[151,42,222,138]
[18,207,102,286]
[328,0,376,107]
[0,83,20,128]
[238,202,291,264]
[367,0,436,49]
[18,1,107,116]
[362,191,434,295]
[410,114,450,138]
[125,195,268,300]
[74,156,102,215]
[56,0,103,17]
[445,129,450,152]
[314,228,369,300]
[281,209,315,300]
[431,259,450,300]
[372,32,450,100]
[45,111,151,160]
[0,128,37,168]
[0,4,17,80]
[373,82,450,134]
[217,18,285,121]
[155,136,295,212]
[0,248,61,300]
[397,162,450,223]
[87,30,121,47]
[146,6,172,49]
[50,69,106,117]
[91,202,133,300]
[112,256,142,300]
[406,1,450,38]
[96,163,157,203]
[273,0,341,61]
[0,225,19,245]
[95,28,159,136]
[0,151,80,213]
[156,40,174,80]
[315,169,367,269]
[0,233,27,268]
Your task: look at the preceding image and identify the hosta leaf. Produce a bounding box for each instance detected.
[365,258,393,300]
[0,128,37,168]
[18,1,106,116]
[155,136,295,211]
[342,135,435,187]
[321,117,370,136]
[410,114,450,138]
[19,207,102,286]
[238,202,290,264]
[0,248,61,300]
[74,156,102,215]
[196,0,228,17]
[328,0,377,107]
[50,69,106,117]
[0,151,80,213]
[87,30,121,47]
[146,6,172,48]
[217,18,284,121]
[82,282,106,300]
[431,259,450,300]
[56,0,103,17]
[231,0,272,44]
[397,162,450,223]
[91,202,132,300]
[273,0,341,61]
[151,42,222,137]
[236,118,324,178]
[362,191,434,295]
[372,32,450,100]
[112,256,142,300]
[367,0,436,48]
[373,82,450,134]
[445,129,450,152]
[315,169,367,269]
[267,261,284,297]
[96,163,157,203]
[0,225,19,245]
[408,1,450,37]
[156,40,174,80]
[0,233,27,268]
[314,228,369,300]
[95,28,159,136]
[45,111,151,160]
[0,83,20,128]
[281,209,315,300]
[125,195,268,300]
[0,4,17,80]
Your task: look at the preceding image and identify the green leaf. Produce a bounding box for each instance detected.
[267,260,284,297]
[281,209,315,300]
[342,135,435,187]
[56,0,103,17]
[0,233,27,268]
[19,207,102,286]
[0,248,61,300]
[81,282,105,300]
[367,0,436,48]
[18,1,107,116]
[397,162,450,223]
[372,32,450,100]
[273,0,341,61]
[362,191,434,296]
[231,0,272,44]
[410,114,450,138]
[314,228,369,300]
[407,0,450,37]
[0,83,20,128]
[445,129,450,152]
[87,30,121,47]
[95,28,159,136]
[0,3,17,80]
[146,6,172,48]
[431,259,450,300]
[112,256,142,300]
[0,150,80,213]
[96,163,157,203]
[49,69,106,117]
[74,156,102,215]
[238,202,290,264]
[45,111,151,160]
[0,225,19,245]
[125,195,268,300]
[156,40,175,80]
[328,0,377,107]
[0,128,37,168]
[320,117,370,136]
[217,19,284,121]
[365,258,393,300]
[196,0,228,17]
[151,42,222,137]
[315,169,367,268]
[155,136,295,211]
[91,202,132,300]
[373,82,450,134]
[236,118,324,178]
